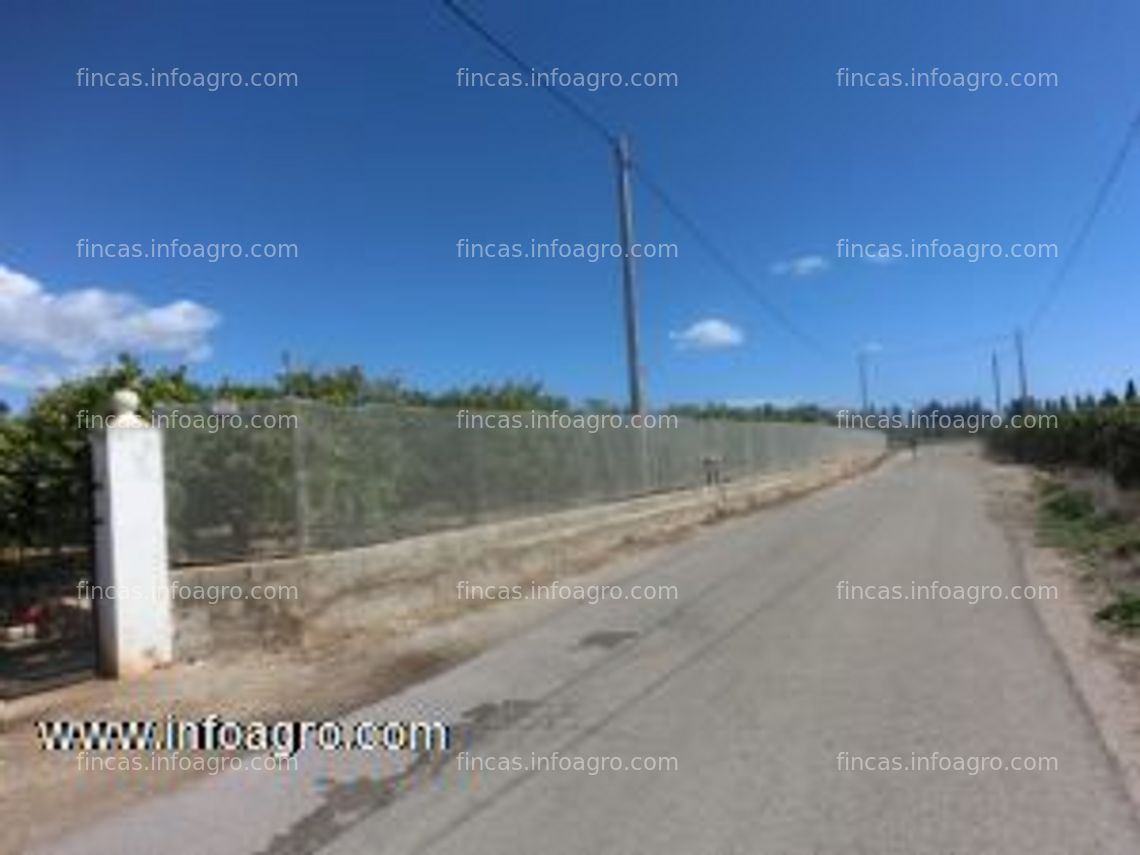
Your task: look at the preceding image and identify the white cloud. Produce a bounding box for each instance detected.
[0,264,219,389]
[670,318,744,350]
[770,255,828,277]
[864,255,893,265]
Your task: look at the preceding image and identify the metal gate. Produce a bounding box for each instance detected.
[0,446,98,699]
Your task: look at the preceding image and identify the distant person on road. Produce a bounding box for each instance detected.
[908,435,918,459]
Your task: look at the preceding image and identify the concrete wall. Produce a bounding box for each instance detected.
[170,448,888,662]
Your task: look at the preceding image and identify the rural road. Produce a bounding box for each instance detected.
[37,446,1140,854]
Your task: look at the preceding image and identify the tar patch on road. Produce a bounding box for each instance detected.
[458,699,541,733]
[255,698,542,855]
[577,629,639,650]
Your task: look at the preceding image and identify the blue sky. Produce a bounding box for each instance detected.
[2,0,1139,410]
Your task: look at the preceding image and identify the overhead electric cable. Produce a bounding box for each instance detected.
[441,0,837,359]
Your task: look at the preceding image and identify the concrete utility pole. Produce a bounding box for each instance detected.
[281,350,293,392]
[1014,329,1029,410]
[991,350,1003,415]
[614,134,644,415]
[858,351,870,413]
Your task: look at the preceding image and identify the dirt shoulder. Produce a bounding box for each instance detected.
[0,452,889,855]
[981,457,1140,810]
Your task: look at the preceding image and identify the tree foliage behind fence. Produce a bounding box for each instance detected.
[987,404,1140,488]
[161,401,884,566]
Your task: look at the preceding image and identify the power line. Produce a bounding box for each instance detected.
[440,0,836,359]
[1024,109,1140,335]
[632,167,836,357]
[443,1,1139,375]
[441,0,616,147]
[850,107,1140,367]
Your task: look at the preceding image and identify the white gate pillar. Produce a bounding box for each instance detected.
[91,389,173,677]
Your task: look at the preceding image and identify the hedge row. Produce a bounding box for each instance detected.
[987,406,1140,488]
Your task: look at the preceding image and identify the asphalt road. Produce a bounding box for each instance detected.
[39,447,1140,854]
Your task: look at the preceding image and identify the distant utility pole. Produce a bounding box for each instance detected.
[991,350,1003,414]
[858,351,870,413]
[1014,329,1029,410]
[281,350,293,391]
[613,134,644,415]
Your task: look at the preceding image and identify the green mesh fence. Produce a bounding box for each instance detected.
[158,401,883,566]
